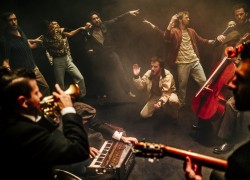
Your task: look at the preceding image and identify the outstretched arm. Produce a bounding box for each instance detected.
[143,19,164,35]
[63,27,85,38]
[28,35,43,49]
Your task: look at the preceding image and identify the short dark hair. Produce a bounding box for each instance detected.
[1,12,15,22]
[232,3,248,13]
[151,56,165,68]
[0,68,36,111]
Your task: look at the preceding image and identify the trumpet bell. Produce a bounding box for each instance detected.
[64,83,80,99]
[40,83,81,122]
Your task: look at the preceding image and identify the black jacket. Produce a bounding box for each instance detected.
[0,112,89,179]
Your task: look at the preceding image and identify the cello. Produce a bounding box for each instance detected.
[192,33,250,120]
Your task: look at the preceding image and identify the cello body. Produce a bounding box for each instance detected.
[192,57,236,120]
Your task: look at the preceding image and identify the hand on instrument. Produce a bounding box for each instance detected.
[184,156,202,180]
[227,21,236,28]
[52,84,73,110]
[133,64,141,76]
[120,136,138,144]
[216,35,226,43]
[89,147,100,158]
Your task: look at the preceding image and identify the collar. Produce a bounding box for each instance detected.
[149,69,166,80]
[21,113,42,123]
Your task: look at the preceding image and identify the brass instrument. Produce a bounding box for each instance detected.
[40,84,80,123]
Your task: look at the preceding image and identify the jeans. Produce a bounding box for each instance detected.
[33,66,50,96]
[177,61,206,105]
[53,54,86,97]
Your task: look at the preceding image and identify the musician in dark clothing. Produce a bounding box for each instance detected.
[56,101,138,179]
[209,31,241,154]
[184,41,250,180]
[73,101,138,155]
[0,68,89,179]
[83,10,139,99]
[233,3,250,37]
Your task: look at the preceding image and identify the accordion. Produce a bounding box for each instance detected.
[86,140,135,180]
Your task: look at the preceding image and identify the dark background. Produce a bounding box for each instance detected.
[1,0,250,180]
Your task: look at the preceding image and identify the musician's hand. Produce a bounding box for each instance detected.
[133,64,141,76]
[52,84,73,109]
[89,147,100,158]
[228,57,240,65]
[184,156,202,180]
[120,136,138,144]
[227,20,236,28]
[129,9,140,16]
[216,35,226,43]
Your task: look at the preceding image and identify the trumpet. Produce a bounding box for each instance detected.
[40,84,80,123]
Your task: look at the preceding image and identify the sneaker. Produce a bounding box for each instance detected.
[192,124,199,129]
[213,142,234,154]
[128,91,136,98]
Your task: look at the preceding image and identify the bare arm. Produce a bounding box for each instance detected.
[129,9,140,16]
[63,27,85,38]
[28,35,43,49]
[167,14,178,30]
